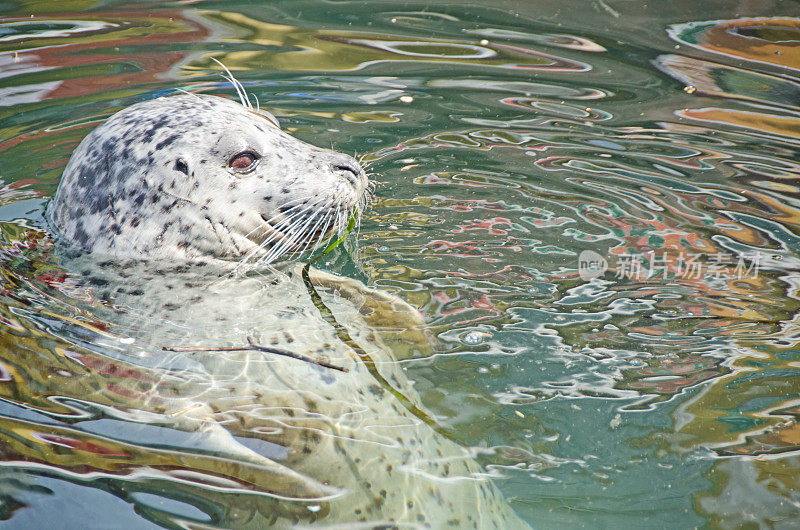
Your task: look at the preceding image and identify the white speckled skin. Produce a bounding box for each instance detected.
[48,94,367,262]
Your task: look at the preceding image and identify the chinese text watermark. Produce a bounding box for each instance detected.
[578,251,762,281]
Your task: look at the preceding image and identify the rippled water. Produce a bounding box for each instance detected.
[3,1,800,527]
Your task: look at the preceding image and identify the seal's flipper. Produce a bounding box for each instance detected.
[165,401,339,506]
[306,266,438,359]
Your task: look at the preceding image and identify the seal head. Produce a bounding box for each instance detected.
[47,94,368,264]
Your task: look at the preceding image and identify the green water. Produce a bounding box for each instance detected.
[2,0,800,527]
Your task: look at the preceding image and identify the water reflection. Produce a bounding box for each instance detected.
[359,20,800,527]
[669,17,800,72]
[2,1,800,527]
[198,10,590,73]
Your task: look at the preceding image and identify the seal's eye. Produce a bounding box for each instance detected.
[229,151,259,173]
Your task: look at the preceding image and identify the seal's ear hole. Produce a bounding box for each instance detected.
[174,158,189,176]
[229,151,259,173]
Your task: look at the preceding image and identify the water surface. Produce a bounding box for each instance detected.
[2,0,800,527]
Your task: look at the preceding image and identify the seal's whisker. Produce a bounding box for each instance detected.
[233,198,317,270]
[261,232,298,264]
[310,202,341,253]
[339,206,349,234]
[239,228,287,269]
[265,199,335,264]
[256,206,315,254]
[174,88,205,103]
[297,211,329,257]
[354,202,364,240]
[284,207,328,253]
[241,224,268,241]
[241,219,273,241]
[260,208,319,264]
[334,208,344,238]
[309,213,335,255]
[210,57,252,110]
[357,155,374,172]
[283,212,317,252]
[240,199,310,241]
[258,201,309,230]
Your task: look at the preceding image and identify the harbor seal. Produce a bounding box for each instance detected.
[43,87,530,528]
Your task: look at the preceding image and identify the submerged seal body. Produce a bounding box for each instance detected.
[44,92,530,528]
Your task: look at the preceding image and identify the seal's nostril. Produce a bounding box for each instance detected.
[332,161,362,186]
[333,163,359,176]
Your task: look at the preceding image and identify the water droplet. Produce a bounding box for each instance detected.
[307,505,321,513]
[388,224,399,230]
[399,95,414,103]
[477,366,489,374]
[377,245,389,252]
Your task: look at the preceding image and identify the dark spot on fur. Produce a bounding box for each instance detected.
[87,276,109,287]
[73,222,90,247]
[156,133,180,151]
